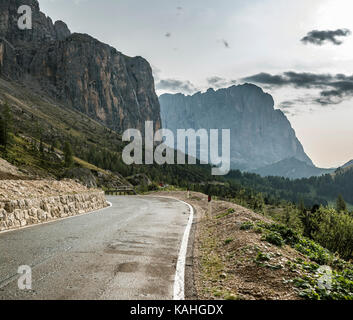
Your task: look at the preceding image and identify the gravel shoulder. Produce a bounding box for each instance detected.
[152,191,305,300]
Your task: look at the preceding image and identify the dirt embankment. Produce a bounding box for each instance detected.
[154,191,306,300]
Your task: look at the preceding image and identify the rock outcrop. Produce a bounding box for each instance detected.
[0,0,161,133]
[0,157,28,179]
[159,84,314,171]
[0,179,108,232]
[62,167,132,189]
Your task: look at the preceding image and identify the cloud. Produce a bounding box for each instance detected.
[242,72,334,88]
[151,65,162,82]
[207,76,237,88]
[156,79,198,94]
[279,100,296,109]
[242,72,353,106]
[316,79,353,105]
[301,29,351,46]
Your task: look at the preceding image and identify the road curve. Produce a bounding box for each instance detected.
[0,196,191,300]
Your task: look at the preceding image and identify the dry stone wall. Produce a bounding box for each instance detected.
[0,179,108,232]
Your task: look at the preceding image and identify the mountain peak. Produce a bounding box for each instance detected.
[159,85,313,171]
[0,0,161,134]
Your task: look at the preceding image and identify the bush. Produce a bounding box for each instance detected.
[309,208,353,260]
[240,221,254,230]
[216,208,236,219]
[263,231,284,247]
[264,223,300,246]
[295,238,331,265]
[256,251,271,262]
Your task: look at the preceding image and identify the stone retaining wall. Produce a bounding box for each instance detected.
[0,181,108,232]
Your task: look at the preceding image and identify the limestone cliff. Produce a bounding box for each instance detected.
[0,0,160,133]
[159,84,313,171]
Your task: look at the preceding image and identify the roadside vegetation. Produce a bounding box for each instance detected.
[240,220,353,300]
[166,191,353,300]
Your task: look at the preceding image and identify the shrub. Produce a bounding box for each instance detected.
[295,238,331,265]
[310,208,353,260]
[216,208,235,219]
[240,221,254,230]
[264,223,300,246]
[256,251,271,262]
[263,231,284,247]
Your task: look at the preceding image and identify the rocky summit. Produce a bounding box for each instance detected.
[159,84,314,171]
[0,0,161,133]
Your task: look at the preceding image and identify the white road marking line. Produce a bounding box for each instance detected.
[172,199,194,300]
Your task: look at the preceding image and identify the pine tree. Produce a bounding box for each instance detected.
[0,102,12,149]
[64,141,74,167]
[39,137,44,154]
[336,194,347,212]
[0,117,5,146]
[299,199,306,214]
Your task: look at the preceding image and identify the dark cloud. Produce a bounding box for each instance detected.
[301,29,351,46]
[278,97,312,110]
[316,80,353,105]
[156,79,198,94]
[281,109,297,116]
[279,100,296,109]
[207,76,237,88]
[242,72,289,86]
[242,72,334,88]
[242,71,353,106]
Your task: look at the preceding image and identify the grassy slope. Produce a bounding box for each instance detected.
[0,78,129,181]
[0,134,113,179]
[0,77,214,185]
[0,78,125,152]
[157,191,353,300]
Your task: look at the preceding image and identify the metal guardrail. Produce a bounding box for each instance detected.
[105,186,136,195]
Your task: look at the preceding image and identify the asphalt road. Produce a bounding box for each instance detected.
[0,196,191,300]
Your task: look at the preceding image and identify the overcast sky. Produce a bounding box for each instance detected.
[40,0,353,168]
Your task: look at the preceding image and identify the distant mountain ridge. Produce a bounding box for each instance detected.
[342,159,353,169]
[252,157,334,179]
[159,84,314,173]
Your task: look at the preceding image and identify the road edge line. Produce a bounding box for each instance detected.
[172,199,194,300]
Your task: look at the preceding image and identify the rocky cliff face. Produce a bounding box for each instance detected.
[0,0,160,133]
[159,84,313,171]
